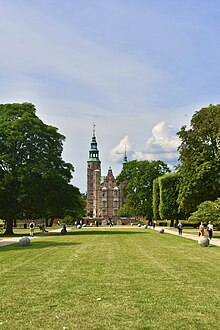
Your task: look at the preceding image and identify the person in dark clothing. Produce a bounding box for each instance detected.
[207,221,213,240]
[109,219,114,227]
[61,224,67,234]
[39,225,48,233]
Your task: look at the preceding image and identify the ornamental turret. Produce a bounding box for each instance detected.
[88,123,100,162]
[123,147,128,166]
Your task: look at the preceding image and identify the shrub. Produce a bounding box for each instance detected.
[188,198,220,225]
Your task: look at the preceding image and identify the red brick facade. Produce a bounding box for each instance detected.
[86,129,124,221]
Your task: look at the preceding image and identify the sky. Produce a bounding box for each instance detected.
[1,0,220,192]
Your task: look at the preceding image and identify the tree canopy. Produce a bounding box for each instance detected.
[0,103,83,234]
[177,104,220,215]
[188,198,220,225]
[117,160,170,219]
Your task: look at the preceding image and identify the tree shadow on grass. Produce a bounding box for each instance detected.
[47,229,147,237]
[0,229,147,251]
[0,240,81,252]
[0,231,47,238]
[1,227,147,238]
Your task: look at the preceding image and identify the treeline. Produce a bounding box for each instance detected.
[0,103,86,234]
[117,104,220,225]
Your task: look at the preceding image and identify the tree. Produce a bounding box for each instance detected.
[20,175,85,226]
[188,198,220,226]
[0,103,75,234]
[116,203,135,218]
[117,160,170,219]
[177,104,220,215]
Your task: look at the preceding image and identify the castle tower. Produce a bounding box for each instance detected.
[87,124,101,218]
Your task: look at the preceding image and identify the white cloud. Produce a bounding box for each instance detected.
[110,121,180,168]
[134,121,180,165]
[147,121,180,151]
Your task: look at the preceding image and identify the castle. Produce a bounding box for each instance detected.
[86,125,127,221]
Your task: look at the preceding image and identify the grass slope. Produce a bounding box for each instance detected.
[0,228,219,330]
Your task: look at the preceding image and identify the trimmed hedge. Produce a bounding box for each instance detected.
[158,173,180,220]
[152,178,160,220]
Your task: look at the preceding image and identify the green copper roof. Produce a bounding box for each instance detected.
[87,158,101,162]
[123,148,128,165]
[88,124,100,161]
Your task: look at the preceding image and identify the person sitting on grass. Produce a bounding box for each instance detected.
[61,224,67,234]
[39,225,48,233]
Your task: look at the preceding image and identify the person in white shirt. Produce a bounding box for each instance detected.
[177,221,183,235]
[29,221,35,237]
[207,221,213,240]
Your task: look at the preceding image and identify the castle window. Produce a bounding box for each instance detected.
[113,187,118,198]
[102,187,107,198]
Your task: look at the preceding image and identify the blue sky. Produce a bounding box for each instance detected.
[1,0,220,192]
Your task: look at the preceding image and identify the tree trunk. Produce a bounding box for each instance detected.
[49,218,54,227]
[45,218,48,227]
[4,218,14,235]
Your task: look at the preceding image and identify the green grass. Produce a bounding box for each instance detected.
[0,228,219,330]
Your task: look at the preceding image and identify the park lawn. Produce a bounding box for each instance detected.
[0,228,219,330]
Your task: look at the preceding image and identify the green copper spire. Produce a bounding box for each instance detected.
[123,147,128,166]
[88,123,100,162]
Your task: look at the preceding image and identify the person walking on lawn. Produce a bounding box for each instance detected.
[207,221,213,240]
[177,221,183,236]
[199,222,205,237]
[29,221,35,237]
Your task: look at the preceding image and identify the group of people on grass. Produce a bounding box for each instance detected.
[29,221,49,237]
[199,221,213,240]
[177,220,213,239]
[28,219,214,240]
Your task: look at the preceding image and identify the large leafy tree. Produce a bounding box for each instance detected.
[0,103,75,234]
[20,175,85,226]
[117,160,170,219]
[188,198,220,225]
[177,104,220,215]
